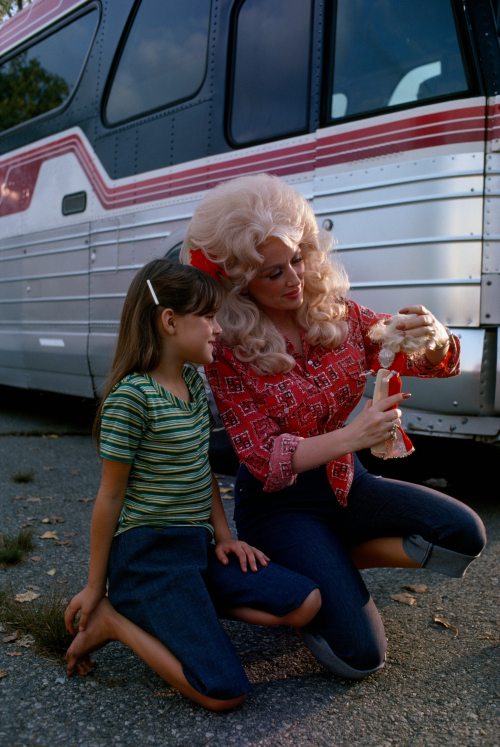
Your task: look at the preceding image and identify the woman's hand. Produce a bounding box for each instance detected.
[214,538,270,572]
[64,585,106,635]
[344,391,407,452]
[397,305,450,363]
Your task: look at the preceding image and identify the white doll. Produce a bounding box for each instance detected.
[367,314,430,459]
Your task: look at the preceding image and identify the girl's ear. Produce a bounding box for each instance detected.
[159,308,177,334]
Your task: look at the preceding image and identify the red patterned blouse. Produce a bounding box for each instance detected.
[205,300,460,506]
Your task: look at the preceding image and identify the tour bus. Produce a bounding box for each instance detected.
[0,0,499,445]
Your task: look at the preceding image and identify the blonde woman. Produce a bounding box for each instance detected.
[182,173,486,680]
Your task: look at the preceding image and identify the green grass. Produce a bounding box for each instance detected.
[0,587,74,660]
[0,528,34,565]
[0,529,74,661]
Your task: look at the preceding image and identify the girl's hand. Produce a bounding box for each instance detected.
[214,538,270,572]
[397,305,450,356]
[64,585,105,635]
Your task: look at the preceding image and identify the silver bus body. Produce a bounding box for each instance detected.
[0,0,499,442]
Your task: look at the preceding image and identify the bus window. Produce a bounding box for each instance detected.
[328,0,470,121]
[0,10,98,133]
[105,0,210,125]
[229,0,312,145]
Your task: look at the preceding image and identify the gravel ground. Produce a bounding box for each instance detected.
[0,388,498,747]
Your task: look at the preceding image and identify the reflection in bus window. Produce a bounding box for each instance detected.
[388,61,442,106]
[105,0,210,125]
[229,0,312,144]
[329,0,470,121]
[0,10,97,132]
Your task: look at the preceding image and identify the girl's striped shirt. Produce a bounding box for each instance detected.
[99,368,214,536]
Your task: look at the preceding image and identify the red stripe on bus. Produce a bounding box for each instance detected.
[0,103,492,216]
[319,105,486,148]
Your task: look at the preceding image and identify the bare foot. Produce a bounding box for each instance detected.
[65,597,118,677]
[72,653,96,677]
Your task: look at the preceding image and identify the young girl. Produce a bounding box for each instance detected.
[64,259,320,712]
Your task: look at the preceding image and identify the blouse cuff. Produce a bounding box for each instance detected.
[263,434,303,492]
[414,333,460,376]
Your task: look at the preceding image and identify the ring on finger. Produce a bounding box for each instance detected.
[389,422,398,438]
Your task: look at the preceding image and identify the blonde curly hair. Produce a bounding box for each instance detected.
[181,173,350,374]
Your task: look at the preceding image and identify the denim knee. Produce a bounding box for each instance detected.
[304,599,387,679]
[303,631,386,680]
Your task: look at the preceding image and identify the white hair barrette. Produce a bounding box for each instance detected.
[147,278,160,305]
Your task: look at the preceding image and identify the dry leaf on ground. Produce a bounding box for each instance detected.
[17,634,35,648]
[391,592,417,606]
[15,591,40,603]
[2,632,19,643]
[432,613,459,636]
[39,531,58,540]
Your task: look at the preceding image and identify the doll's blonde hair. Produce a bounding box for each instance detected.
[181,173,349,374]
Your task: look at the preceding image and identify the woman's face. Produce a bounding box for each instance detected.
[246,237,305,320]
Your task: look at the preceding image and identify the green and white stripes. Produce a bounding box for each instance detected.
[100,369,214,536]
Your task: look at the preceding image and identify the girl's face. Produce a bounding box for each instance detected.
[246,237,305,320]
[173,311,222,365]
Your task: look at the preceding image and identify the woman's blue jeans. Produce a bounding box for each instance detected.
[234,455,486,678]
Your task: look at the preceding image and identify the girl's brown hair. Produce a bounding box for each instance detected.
[94,258,222,437]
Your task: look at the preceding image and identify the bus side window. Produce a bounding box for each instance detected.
[104,0,210,125]
[228,0,313,145]
[328,0,470,122]
[0,10,98,133]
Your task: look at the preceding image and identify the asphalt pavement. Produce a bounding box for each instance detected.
[0,386,498,747]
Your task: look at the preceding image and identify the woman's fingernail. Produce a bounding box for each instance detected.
[402,392,412,399]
